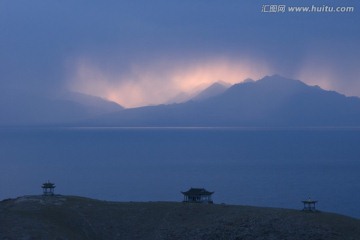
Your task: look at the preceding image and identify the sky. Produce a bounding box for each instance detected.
[1,0,359,107]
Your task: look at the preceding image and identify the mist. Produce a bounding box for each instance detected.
[0,0,359,108]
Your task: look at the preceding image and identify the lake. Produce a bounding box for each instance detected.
[0,127,359,218]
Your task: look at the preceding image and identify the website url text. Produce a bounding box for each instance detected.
[261,5,355,13]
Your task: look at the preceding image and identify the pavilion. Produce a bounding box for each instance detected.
[42,181,56,196]
[302,198,318,211]
[181,188,214,203]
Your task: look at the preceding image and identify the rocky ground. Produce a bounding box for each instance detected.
[0,195,359,240]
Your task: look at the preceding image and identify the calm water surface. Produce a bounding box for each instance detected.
[0,127,359,218]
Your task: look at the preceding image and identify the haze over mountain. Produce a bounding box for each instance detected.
[84,75,360,127]
[165,81,231,104]
[1,1,359,114]
[0,91,123,126]
[2,75,360,127]
[191,81,231,102]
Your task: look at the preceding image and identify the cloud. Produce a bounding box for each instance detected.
[0,0,359,106]
[68,56,271,107]
[295,41,360,96]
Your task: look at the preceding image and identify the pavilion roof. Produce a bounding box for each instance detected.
[181,188,214,196]
[302,198,317,203]
[42,182,56,188]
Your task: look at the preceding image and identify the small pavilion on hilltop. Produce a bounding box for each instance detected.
[42,181,56,196]
[302,198,318,211]
[181,188,214,203]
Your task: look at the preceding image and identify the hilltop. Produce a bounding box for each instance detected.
[1,195,359,240]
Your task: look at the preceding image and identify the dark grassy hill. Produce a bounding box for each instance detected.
[1,195,359,240]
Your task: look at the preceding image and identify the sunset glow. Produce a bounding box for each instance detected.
[69,58,271,108]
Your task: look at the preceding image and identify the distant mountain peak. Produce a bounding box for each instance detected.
[257,75,305,86]
[191,81,231,102]
[214,80,232,87]
[56,91,124,113]
[242,78,255,83]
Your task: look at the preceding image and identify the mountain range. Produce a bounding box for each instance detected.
[83,75,360,127]
[2,75,360,127]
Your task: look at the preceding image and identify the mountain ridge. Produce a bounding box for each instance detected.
[0,91,124,126]
[191,81,231,102]
[83,75,360,127]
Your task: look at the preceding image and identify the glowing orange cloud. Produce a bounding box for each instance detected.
[68,57,271,108]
